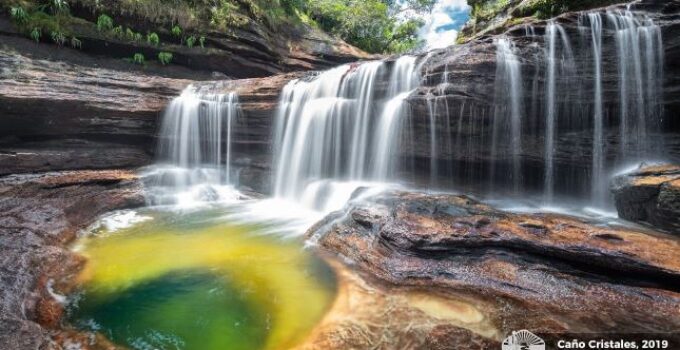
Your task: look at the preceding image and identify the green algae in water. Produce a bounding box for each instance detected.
[71,209,336,350]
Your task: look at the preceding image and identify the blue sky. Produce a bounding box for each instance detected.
[418,0,471,49]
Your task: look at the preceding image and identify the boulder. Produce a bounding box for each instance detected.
[612,163,680,233]
[309,190,680,339]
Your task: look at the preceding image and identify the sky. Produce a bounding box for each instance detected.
[418,0,471,49]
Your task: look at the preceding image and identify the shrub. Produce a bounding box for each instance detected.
[132,53,145,65]
[125,27,136,41]
[171,25,182,38]
[97,14,113,31]
[10,6,29,24]
[158,51,173,65]
[50,30,66,46]
[199,36,205,48]
[112,25,124,38]
[70,36,81,49]
[30,27,41,43]
[147,32,159,45]
[186,35,196,48]
[38,0,69,15]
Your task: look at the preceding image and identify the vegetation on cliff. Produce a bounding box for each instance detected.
[3,0,438,54]
[459,0,627,42]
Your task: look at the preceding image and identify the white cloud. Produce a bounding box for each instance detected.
[419,0,471,49]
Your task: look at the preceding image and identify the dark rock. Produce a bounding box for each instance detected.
[612,163,680,232]
[309,190,680,336]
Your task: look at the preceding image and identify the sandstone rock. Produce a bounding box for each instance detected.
[309,190,680,337]
[0,170,145,349]
[612,163,680,233]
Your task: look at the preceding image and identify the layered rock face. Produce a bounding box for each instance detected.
[408,0,680,196]
[309,190,680,344]
[0,171,145,349]
[612,164,680,232]
[0,35,193,175]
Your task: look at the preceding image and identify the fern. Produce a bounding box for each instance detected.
[97,14,113,31]
[171,25,182,38]
[132,53,145,65]
[30,27,41,43]
[10,6,28,24]
[51,30,66,46]
[186,35,196,48]
[70,36,81,49]
[158,51,173,65]
[147,32,160,45]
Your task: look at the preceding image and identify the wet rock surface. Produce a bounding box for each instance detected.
[309,190,680,343]
[0,170,145,349]
[612,164,680,233]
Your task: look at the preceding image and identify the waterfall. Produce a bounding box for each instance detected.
[607,9,664,160]
[493,37,524,193]
[543,22,574,203]
[589,13,606,205]
[273,56,420,211]
[147,87,241,205]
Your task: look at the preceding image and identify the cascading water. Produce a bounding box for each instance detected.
[493,37,524,193]
[543,22,575,203]
[273,56,420,212]
[146,86,242,205]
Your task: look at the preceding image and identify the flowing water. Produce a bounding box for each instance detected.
[147,86,242,206]
[272,56,420,212]
[67,5,671,350]
[70,208,336,350]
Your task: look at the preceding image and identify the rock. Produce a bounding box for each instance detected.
[0,170,145,349]
[612,163,680,232]
[309,190,680,337]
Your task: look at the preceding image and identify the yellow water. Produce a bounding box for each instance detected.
[72,209,336,350]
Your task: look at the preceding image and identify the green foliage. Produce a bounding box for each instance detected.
[96,14,113,31]
[147,32,159,45]
[30,27,41,42]
[158,51,173,65]
[199,36,205,48]
[133,53,145,65]
[171,25,182,37]
[10,6,29,24]
[38,0,70,15]
[186,35,196,48]
[112,25,123,38]
[50,30,66,45]
[302,0,434,53]
[70,36,81,48]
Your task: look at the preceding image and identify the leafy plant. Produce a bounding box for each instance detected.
[158,51,173,65]
[112,25,123,38]
[10,6,29,24]
[147,32,159,45]
[30,27,41,43]
[186,35,196,48]
[70,36,81,49]
[125,27,136,41]
[134,32,143,42]
[171,25,182,38]
[132,53,145,65]
[199,36,205,48]
[50,30,66,46]
[97,14,113,31]
[38,0,69,15]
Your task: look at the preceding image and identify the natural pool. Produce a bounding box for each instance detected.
[69,207,336,350]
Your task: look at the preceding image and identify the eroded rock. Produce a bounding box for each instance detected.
[0,170,145,349]
[309,190,680,341]
[612,163,680,233]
